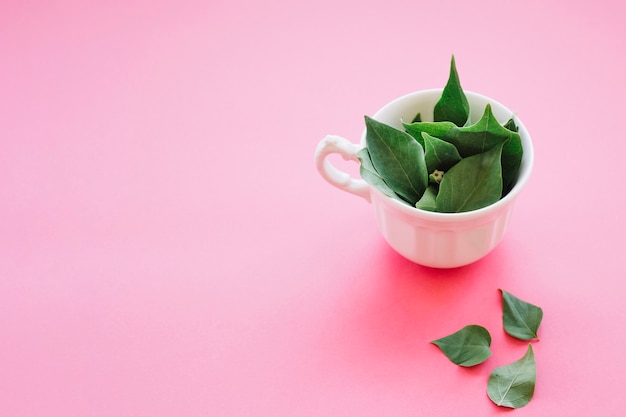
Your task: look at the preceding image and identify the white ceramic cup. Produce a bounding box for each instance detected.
[315,89,534,268]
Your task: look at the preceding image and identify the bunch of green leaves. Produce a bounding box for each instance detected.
[430,289,543,409]
[358,56,523,213]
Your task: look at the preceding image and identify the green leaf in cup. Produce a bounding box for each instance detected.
[440,104,516,156]
[431,325,492,367]
[415,185,438,211]
[501,289,544,341]
[356,148,400,200]
[500,127,523,195]
[487,344,536,408]
[403,120,457,149]
[434,54,470,126]
[364,115,428,205]
[435,143,504,213]
[504,117,519,132]
[440,104,522,195]
[422,132,462,173]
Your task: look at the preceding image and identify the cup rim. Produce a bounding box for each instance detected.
[360,88,534,223]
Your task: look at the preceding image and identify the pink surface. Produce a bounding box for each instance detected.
[1,0,625,415]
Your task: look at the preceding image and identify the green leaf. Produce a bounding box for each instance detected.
[434,55,470,126]
[441,104,522,195]
[415,185,438,211]
[501,128,523,196]
[357,148,399,199]
[422,132,462,173]
[411,112,422,123]
[441,104,514,156]
[431,325,492,367]
[435,143,503,213]
[504,117,519,132]
[501,289,544,340]
[403,120,457,149]
[364,116,428,205]
[487,344,536,408]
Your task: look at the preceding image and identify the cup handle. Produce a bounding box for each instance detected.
[315,135,371,202]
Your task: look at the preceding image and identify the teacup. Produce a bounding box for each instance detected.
[315,89,533,268]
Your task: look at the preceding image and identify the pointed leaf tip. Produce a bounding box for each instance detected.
[434,55,469,126]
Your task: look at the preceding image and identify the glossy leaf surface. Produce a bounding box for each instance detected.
[431,325,492,367]
[487,345,536,408]
[501,289,544,340]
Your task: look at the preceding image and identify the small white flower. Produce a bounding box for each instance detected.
[430,169,444,183]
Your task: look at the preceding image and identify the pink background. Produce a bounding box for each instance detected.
[1,0,625,415]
